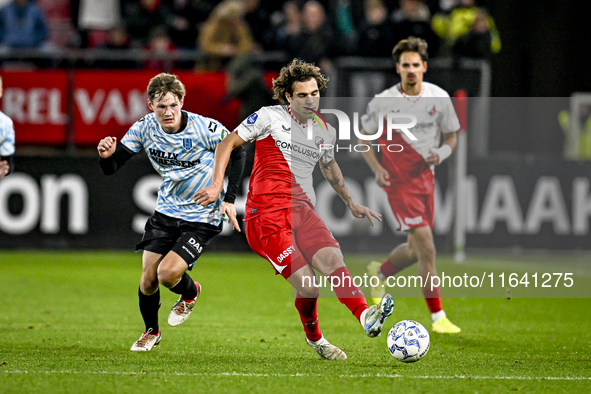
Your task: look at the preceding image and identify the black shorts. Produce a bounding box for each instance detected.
[136,211,222,270]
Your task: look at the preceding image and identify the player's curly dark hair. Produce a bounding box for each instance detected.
[272,59,329,104]
[392,36,429,63]
[147,73,186,103]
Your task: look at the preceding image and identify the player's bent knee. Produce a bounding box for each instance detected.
[312,248,345,276]
[156,267,183,288]
[298,285,320,299]
[140,278,159,295]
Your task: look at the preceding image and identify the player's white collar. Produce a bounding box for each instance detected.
[287,105,316,128]
[397,83,425,103]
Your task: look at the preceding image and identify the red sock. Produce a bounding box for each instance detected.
[330,267,368,323]
[380,259,403,277]
[422,286,442,313]
[295,293,322,341]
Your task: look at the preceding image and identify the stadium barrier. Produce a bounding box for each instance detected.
[0,69,266,147]
[1,51,490,152]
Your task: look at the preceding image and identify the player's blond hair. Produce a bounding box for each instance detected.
[272,58,328,104]
[392,36,429,63]
[147,73,186,103]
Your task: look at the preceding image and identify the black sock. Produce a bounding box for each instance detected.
[169,272,197,300]
[138,287,160,334]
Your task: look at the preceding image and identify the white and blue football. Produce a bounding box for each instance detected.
[387,320,430,363]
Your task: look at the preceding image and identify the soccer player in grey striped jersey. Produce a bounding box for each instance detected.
[0,75,15,178]
[98,73,245,351]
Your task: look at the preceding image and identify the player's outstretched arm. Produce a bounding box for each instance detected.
[319,158,382,227]
[97,136,135,175]
[358,131,391,187]
[221,202,241,232]
[194,132,246,207]
[97,136,117,158]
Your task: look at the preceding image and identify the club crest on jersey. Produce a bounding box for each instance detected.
[428,106,437,116]
[183,138,193,150]
[247,113,258,125]
[315,136,325,149]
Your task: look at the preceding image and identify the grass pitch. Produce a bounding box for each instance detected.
[1,251,590,393]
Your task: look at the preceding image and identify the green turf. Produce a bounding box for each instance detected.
[1,251,590,393]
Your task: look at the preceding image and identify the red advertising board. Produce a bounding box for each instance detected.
[72,70,241,146]
[0,70,69,145]
[1,69,246,147]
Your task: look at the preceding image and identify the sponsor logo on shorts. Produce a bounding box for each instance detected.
[188,238,203,254]
[405,216,424,225]
[182,245,195,259]
[277,245,295,263]
[265,254,286,274]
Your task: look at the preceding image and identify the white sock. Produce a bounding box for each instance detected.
[360,308,369,328]
[307,335,324,344]
[431,310,446,322]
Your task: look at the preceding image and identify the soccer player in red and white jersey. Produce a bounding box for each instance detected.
[195,59,395,360]
[358,37,462,334]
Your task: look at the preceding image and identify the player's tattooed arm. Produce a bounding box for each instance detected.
[320,159,382,227]
[319,159,353,206]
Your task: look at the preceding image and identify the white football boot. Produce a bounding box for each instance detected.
[130,328,161,351]
[363,294,394,338]
[306,336,348,360]
[168,282,200,326]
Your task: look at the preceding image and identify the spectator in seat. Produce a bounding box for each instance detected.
[198,0,255,70]
[350,0,393,97]
[167,0,214,50]
[285,1,337,73]
[391,0,440,57]
[431,0,500,56]
[0,0,48,50]
[144,26,177,71]
[122,0,171,48]
[356,0,394,57]
[242,0,274,50]
[274,1,303,54]
[94,23,139,69]
[451,7,495,59]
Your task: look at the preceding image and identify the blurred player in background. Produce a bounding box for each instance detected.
[97,73,245,351]
[195,59,394,360]
[0,75,15,178]
[359,37,462,334]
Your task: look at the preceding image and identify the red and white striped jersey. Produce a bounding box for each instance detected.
[235,105,336,219]
[361,82,460,194]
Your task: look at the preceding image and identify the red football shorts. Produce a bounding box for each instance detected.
[244,205,340,279]
[387,190,434,231]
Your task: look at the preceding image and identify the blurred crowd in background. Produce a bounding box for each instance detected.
[0,0,500,71]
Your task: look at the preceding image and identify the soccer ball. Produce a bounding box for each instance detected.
[387,320,430,363]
